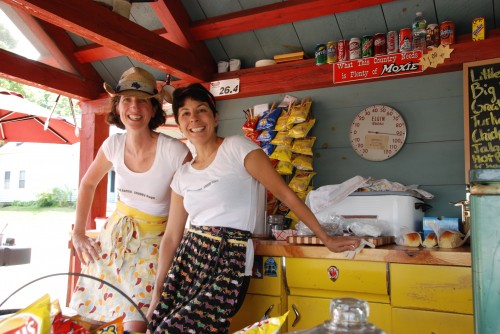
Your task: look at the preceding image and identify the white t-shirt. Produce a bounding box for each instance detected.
[171,135,263,275]
[102,133,189,216]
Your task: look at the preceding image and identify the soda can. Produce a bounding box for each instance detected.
[315,44,327,65]
[386,31,398,54]
[361,35,374,58]
[326,41,338,63]
[349,37,361,60]
[337,39,349,61]
[374,33,387,56]
[399,28,412,52]
[440,21,455,45]
[472,17,485,42]
[426,23,440,48]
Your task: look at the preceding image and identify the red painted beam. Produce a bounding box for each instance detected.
[190,0,397,40]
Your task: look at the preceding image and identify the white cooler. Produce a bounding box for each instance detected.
[323,191,429,236]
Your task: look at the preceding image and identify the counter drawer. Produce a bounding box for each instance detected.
[286,258,388,297]
[390,263,473,314]
[392,307,473,334]
[229,294,282,333]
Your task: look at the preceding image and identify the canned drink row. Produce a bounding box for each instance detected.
[314,20,454,64]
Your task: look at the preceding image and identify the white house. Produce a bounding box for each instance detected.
[0,142,81,204]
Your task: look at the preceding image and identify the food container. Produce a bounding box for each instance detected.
[321,191,430,236]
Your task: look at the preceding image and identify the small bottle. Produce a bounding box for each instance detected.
[412,11,427,52]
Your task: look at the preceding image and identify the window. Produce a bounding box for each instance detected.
[4,171,10,189]
[19,170,25,188]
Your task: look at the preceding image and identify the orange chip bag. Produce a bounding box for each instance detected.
[0,294,51,334]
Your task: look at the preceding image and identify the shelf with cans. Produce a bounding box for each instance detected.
[242,95,316,229]
[314,14,480,65]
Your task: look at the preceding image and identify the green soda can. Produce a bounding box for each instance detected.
[315,44,327,65]
[361,35,374,58]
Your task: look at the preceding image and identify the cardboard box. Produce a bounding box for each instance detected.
[423,216,460,238]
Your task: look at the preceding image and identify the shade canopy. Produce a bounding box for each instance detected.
[0,90,80,144]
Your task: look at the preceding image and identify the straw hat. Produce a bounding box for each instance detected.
[104,67,174,103]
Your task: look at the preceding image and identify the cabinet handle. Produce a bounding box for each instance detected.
[261,304,274,320]
[291,304,301,327]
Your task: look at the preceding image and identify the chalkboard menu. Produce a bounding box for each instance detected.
[464,58,500,183]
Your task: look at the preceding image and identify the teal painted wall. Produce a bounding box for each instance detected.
[215,71,466,218]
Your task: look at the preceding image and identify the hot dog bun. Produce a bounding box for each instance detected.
[422,232,438,248]
[439,230,463,248]
[403,232,421,247]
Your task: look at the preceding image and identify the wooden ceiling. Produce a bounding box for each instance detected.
[0,0,499,102]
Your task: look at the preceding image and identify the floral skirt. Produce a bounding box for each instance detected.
[69,201,167,323]
[150,226,251,334]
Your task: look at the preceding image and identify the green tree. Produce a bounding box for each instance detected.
[0,21,18,50]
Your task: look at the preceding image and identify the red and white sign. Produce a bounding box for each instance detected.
[333,50,423,83]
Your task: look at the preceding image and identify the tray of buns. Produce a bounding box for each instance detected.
[287,235,395,247]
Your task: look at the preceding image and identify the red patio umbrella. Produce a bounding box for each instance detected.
[0,90,80,144]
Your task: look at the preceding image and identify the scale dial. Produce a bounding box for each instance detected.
[349,105,407,161]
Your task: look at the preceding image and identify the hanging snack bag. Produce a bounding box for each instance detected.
[257,130,277,143]
[244,130,261,145]
[288,119,316,138]
[289,171,316,192]
[291,136,316,156]
[274,110,292,131]
[269,145,292,162]
[256,107,282,131]
[287,99,312,125]
[261,142,276,156]
[270,131,293,147]
[276,160,294,175]
[292,154,313,171]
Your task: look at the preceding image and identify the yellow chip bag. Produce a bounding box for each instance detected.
[289,171,316,193]
[288,119,316,139]
[233,311,289,333]
[291,136,316,156]
[270,131,292,147]
[269,145,292,162]
[274,112,292,131]
[0,294,51,334]
[291,154,313,171]
[275,160,294,175]
[287,99,312,125]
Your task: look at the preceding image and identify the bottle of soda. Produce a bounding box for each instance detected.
[411,11,427,52]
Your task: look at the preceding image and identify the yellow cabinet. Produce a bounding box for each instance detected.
[287,295,392,333]
[230,256,287,332]
[392,308,473,334]
[390,263,473,314]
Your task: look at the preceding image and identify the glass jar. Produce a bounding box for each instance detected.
[286,298,387,334]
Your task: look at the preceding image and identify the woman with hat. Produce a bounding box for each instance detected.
[146,83,361,333]
[69,67,191,332]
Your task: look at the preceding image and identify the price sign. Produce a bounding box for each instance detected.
[210,79,240,97]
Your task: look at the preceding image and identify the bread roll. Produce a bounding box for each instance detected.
[403,232,421,247]
[439,230,463,248]
[422,232,438,248]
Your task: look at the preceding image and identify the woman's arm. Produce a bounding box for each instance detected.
[244,149,360,252]
[71,149,112,264]
[146,191,188,320]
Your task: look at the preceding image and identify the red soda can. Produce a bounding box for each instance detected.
[374,33,387,56]
[386,31,398,54]
[337,39,349,61]
[440,21,455,45]
[349,37,361,60]
[399,28,412,52]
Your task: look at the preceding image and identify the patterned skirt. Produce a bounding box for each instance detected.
[150,226,251,334]
[69,200,167,323]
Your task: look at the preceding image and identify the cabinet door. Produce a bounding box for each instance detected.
[229,294,282,333]
[287,295,391,333]
[391,263,473,314]
[392,307,473,334]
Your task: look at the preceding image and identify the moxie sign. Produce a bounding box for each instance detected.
[333,50,423,83]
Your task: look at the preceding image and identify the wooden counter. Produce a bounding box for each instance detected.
[254,240,471,267]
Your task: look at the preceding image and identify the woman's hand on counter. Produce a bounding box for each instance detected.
[321,235,361,253]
